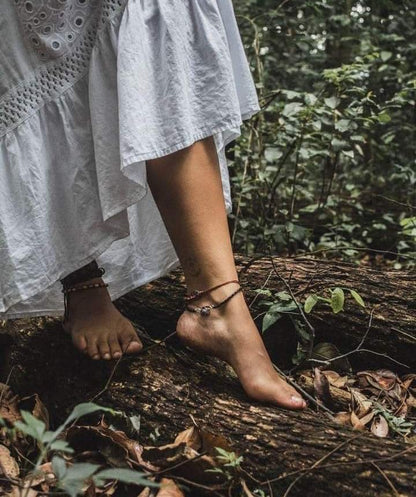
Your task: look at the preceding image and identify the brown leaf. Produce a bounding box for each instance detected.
[0,444,19,479]
[351,389,372,417]
[333,412,351,427]
[357,370,397,392]
[350,411,366,430]
[157,478,185,497]
[19,394,49,431]
[66,424,155,471]
[143,426,234,486]
[358,410,375,426]
[313,368,333,408]
[0,384,21,425]
[322,370,349,389]
[311,343,351,371]
[137,489,151,497]
[371,415,389,438]
[406,393,416,409]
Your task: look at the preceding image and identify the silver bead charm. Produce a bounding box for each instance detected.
[200,306,211,317]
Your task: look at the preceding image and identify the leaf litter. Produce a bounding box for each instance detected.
[0,383,239,496]
[298,367,416,440]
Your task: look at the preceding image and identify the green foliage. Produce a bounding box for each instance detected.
[230,1,415,266]
[2,402,155,497]
[206,447,243,481]
[303,287,365,314]
[373,403,414,437]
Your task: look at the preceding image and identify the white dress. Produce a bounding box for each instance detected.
[0,0,260,319]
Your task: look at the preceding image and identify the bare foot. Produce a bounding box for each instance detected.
[176,282,306,410]
[62,277,142,360]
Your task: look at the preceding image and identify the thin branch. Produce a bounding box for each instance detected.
[268,252,316,357]
[272,364,335,419]
[371,462,400,497]
[282,434,363,497]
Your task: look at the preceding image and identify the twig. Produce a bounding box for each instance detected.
[173,476,225,497]
[309,307,410,369]
[268,252,316,358]
[272,364,335,419]
[0,365,15,404]
[89,353,124,403]
[151,451,208,477]
[263,444,416,485]
[371,462,400,497]
[282,434,363,497]
[291,245,415,261]
[391,327,416,342]
[248,269,274,309]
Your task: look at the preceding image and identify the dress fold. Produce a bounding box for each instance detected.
[0,0,260,318]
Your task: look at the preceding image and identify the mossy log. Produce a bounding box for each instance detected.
[1,255,415,497]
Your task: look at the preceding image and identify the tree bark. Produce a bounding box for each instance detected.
[116,254,415,371]
[2,255,415,497]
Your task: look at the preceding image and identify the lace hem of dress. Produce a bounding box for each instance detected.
[0,0,126,138]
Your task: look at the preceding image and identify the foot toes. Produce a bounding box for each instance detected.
[72,333,88,354]
[97,339,111,360]
[86,338,100,360]
[108,337,122,359]
[120,327,142,355]
[244,375,306,410]
[124,339,143,354]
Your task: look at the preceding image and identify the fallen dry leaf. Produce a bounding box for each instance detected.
[0,444,19,479]
[0,384,21,425]
[322,370,349,389]
[19,394,49,431]
[371,415,389,438]
[143,426,234,486]
[350,411,366,430]
[333,412,351,427]
[311,342,351,371]
[357,370,397,392]
[157,478,185,497]
[313,368,333,408]
[350,389,373,417]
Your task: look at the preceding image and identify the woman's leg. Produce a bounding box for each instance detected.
[62,267,142,360]
[146,136,306,409]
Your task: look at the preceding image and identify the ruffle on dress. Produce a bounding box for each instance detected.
[0,0,261,319]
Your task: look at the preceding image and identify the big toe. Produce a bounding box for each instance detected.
[72,332,88,355]
[124,340,143,354]
[120,330,143,355]
[244,375,306,410]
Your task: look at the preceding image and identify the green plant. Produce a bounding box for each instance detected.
[304,287,365,314]
[206,447,243,481]
[2,402,157,497]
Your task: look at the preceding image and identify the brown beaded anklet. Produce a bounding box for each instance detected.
[184,279,240,303]
[184,280,242,317]
[61,261,107,323]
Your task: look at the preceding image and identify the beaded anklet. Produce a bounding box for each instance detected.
[184,280,242,317]
[60,261,107,323]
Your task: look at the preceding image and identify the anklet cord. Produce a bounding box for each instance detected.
[184,279,240,302]
[60,260,105,289]
[185,285,243,317]
[62,282,109,323]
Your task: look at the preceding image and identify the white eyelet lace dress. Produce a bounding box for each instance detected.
[0,0,261,319]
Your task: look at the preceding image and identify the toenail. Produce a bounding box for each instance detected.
[103,353,111,360]
[92,354,100,360]
[291,395,305,406]
[113,352,122,358]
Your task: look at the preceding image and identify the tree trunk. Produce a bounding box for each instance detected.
[116,254,415,371]
[2,255,415,497]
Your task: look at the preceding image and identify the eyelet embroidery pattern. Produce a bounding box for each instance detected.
[1,0,125,138]
[14,0,101,60]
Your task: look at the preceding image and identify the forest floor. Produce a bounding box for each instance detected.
[0,254,415,497]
